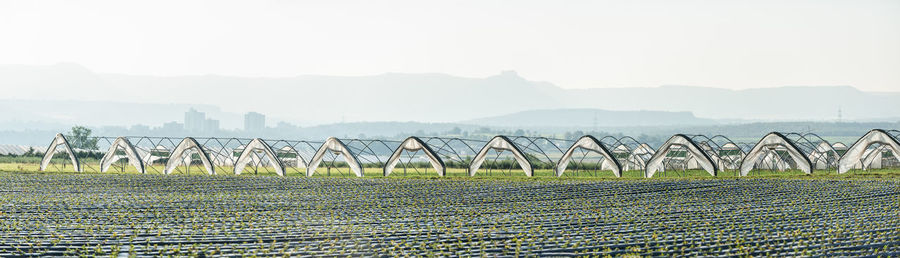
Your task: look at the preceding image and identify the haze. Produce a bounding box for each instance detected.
[1,0,899,91]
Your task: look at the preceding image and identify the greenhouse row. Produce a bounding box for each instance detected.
[38,129,900,178]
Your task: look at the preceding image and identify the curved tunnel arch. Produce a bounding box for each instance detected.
[556,135,622,177]
[740,132,813,176]
[384,136,445,176]
[99,137,145,173]
[469,135,533,177]
[838,129,900,174]
[40,133,81,172]
[164,137,216,175]
[234,138,286,176]
[645,134,718,178]
[307,137,363,177]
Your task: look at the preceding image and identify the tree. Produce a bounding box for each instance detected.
[70,126,99,150]
[24,147,36,157]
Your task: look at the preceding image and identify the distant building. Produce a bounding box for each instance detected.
[244,112,265,132]
[130,124,150,133]
[184,108,206,133]
[275,121,297,130]
[204,118,220,133]
[161,121,184,133]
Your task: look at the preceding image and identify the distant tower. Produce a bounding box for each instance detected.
[244,112,265,132]
[837,106,842,123]
[184,108,206,133]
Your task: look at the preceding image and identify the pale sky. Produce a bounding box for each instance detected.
[1,0,898,91]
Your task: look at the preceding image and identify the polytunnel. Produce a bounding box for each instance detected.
[468,135,569,177]
[40,133,81,172]
[645,134,719,178]
[693,135,748,174]
[395,137,485,176]
[125,136,183,174]
[156,136,253,175]
[384,136,445,176]
[99,137,145,173]
[164,137,216,175]
[234,138,286,176]
[831,142,848,156]
[555,135,623,177]
[740,132,822,176]
[118,136,319,175]
[307,137,397,177]
[717,142,747,171]
[838,129,900,173]
[608,138,654,172]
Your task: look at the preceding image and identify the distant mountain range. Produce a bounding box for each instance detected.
[1,63,898,129]
[463,109,716,127]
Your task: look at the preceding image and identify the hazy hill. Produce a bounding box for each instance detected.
[1,63,899,128]
[463,109,715,127]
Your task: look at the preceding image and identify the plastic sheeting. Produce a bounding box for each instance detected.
[383,136,445,176]
[645,134,718,178]
[99,137,145,173]
[234,138,286,176]
[164,137,216,175]
[469,136,532,177]
[838,129,900,174]
[740,132,812,176]
[40,133,81,172]
[555,135,622,177]
[307,137,363,177]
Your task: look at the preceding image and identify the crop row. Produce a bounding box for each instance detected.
[0,172,897,256]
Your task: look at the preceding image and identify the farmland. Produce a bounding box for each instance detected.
[0,171,897,256]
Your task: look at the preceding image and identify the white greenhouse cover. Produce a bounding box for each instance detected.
[164,137,216,175]
[838,129,900,174]
[469,136,532,177]
[40,133,81,172]
[234,138,286,176]
[740,132,812,176]
[645,134,717,178]
[99,137,145,173]
[555,135,622,177]
[307,137,363,177]
[278,146,308,168]
[384,136,445,176]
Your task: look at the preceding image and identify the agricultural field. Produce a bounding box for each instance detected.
[5,161,895,179]
[0,171,897,256]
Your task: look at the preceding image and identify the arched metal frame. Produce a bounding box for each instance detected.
[384,136,446,177]
[164,137,216,175]
[509,136,569,172]
[602,136,653,171]
[418,137,484,172]
[99,137,145,173]
[466,135,570,177]
[780,133,841,171]
[740,132,815,176]
[645,134,719,178]
[38,130,894,178]
[305,137,397,177]
[265,139,319,175]
[128,136,183,174]
[469,136,534,177]
[307,137,363,177]
[556,135,622,177]
[234,138,286,176]
[105,136,319,175]
[838,129,900,173]
[40,133,81,172]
